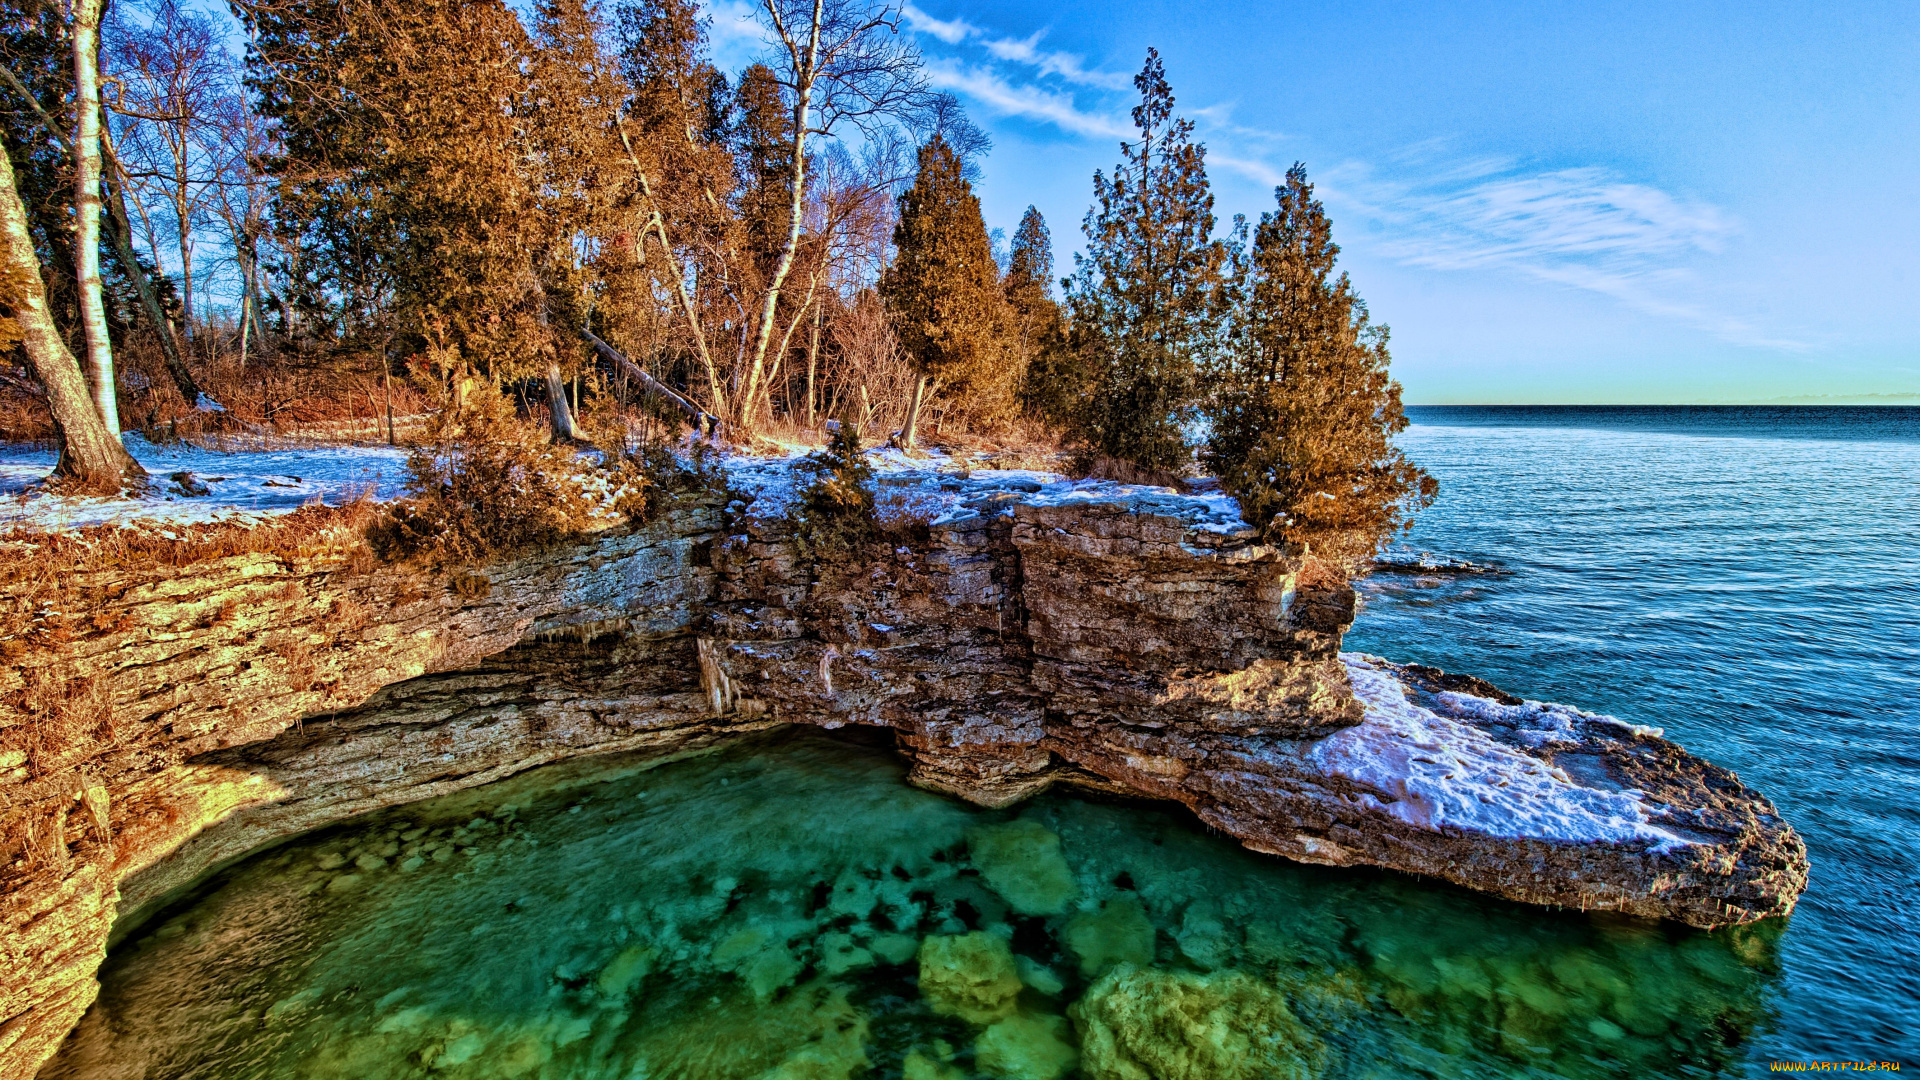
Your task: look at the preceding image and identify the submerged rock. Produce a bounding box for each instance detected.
[975,1010,1078,1080]
[1063,898,1156,978]
[1071,967,1324,1080]
[917,932,1023,1025]
[967,820,1079,916]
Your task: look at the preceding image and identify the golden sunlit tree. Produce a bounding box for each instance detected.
[879,134,1012,445]
[1204,162,1435,555]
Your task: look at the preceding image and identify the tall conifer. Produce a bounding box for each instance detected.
[1205,163,1435,554]
[880,135,1012,438]
[1005,206,1074,424]
[1065,49,1225,471]
[249,0,543,377]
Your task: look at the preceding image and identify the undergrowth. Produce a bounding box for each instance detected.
[366,384,597,564]
[792,423,877,558]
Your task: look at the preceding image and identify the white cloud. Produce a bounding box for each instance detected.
[924,59,1130,140]
[901,3,977,45]
[1298,157,1798,347]
[704,0,767,70]
[982,30,1132,90]
[1209,154,1287,188]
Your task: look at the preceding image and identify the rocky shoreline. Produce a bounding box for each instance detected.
[0,461,1808,1078]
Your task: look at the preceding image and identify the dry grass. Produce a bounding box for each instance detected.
[0,497,379,591]
[1075,454,1191,490]
[0,336,437,445]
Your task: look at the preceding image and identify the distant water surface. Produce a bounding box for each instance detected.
[1351,404,1920,1067]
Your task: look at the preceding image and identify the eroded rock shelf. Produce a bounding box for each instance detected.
[0,465,1807,1079]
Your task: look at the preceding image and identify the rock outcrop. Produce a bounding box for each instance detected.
[0,464,1807,1079]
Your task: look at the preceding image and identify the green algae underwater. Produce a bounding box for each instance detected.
[44,729,1783,1080]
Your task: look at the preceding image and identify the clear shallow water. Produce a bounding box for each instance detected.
[51,730,1781,1080]
[44,405,1915,1079]
[1352,406,1920,1067]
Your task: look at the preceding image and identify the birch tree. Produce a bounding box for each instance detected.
[1,132,143,488]
[733,0,930,434]
[70,0,120,436]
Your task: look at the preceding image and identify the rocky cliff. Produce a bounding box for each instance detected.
[0,463,1808,1078]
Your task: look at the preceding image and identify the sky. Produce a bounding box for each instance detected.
[711,0,1920,405]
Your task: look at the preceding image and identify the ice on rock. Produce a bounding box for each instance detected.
[714,446,1253,535]
[1311,655,1693,852]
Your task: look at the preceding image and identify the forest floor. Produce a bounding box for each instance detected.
[0,435,411,532]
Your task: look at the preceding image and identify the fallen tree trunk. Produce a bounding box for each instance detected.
[581,328,718,438]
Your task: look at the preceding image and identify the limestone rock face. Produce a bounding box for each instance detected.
[0,471,1808,1079]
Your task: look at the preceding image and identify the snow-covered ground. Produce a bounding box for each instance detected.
[0,435,410,532]
[721,443,1252,536]
[1313,654,1692,851]
[0,433,1251,543]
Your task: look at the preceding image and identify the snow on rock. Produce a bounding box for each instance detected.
[716,445,1253,535]
[1310,654,1692,852]
[0,435,409,533]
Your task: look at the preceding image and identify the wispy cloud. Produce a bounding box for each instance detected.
[1306,157,1797,346]
[981,31,1132,90]
[923,59,1130,140]
[888,9,1790,349]
[1355,165,1733,269]
[901,3,978,45]
[704,0,767,70]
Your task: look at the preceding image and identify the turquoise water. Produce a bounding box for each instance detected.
[45,406,1915,1078]
[50,731,1781,1080]
[1351,405,1920,1068]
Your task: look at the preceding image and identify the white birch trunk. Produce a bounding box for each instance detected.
[71,0,120,437]
[2,134,142,487]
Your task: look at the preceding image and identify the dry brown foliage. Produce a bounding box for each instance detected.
[1076,454,1190,490]
[365,383,601,566]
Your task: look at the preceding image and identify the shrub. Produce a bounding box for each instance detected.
[792,422,876,558]
[368,383,594,564]
[594,430,728,525]
[1203,164,1434,556]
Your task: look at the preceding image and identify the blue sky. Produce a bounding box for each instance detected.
[716,1,1919,404]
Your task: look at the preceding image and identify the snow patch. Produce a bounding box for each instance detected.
[716,446,1252,535]
[0,435,409,532]
[1308,654,1691,852]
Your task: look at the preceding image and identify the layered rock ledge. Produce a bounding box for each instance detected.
[0,460,1808,1078]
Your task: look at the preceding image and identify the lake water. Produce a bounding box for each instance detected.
[43,406,1919,1078]
[1351,405,1920,1067]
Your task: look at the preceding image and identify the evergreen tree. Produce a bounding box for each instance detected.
[1204,163,1435,554]
[731,63,791,287]
[247,0,544,378]
[879,134,1012,439]
[1064,48,1225,471]
[1005,205,1075,424]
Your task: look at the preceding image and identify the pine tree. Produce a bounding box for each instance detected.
[249,0,544,379]
[526,0,635,440]
[1064,48,1225,472]
[731,63,792,288]
[1204,163,1435,555]
[879,134,1012,441]
[1005,206,1075,424]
